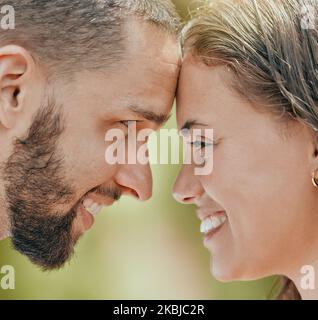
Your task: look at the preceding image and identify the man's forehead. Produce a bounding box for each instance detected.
[124,18,181,66]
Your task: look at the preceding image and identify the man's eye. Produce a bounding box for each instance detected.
[120,120,135,127]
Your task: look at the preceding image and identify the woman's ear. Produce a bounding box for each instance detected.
[309,129,318,172]
[0,45,34,129]
[311,130,318,157]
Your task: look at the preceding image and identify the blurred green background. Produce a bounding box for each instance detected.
[0,0,276,300]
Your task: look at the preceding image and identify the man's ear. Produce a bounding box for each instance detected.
[0,45,34,129]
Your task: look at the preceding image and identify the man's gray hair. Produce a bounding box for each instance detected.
[0,0,180,74]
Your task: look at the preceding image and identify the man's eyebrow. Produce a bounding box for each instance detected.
[129,106,171,126]
[181,120,209,131]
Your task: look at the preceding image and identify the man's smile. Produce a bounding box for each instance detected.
[76,190,119,232]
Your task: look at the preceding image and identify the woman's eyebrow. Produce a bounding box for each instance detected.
[129,105,171,126]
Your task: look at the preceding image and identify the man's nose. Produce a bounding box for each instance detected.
[114,162,153,201]
[173,164,204,204]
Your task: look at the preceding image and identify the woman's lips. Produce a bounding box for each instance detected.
[203,219,227,244]
[197,210,227,243]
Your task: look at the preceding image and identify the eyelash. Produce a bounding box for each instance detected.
[190,141,214,149]
[120,120,145,128]
[120,120,134,127]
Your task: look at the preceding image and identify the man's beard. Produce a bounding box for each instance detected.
[2,97,122,270]
[3,99,78,271]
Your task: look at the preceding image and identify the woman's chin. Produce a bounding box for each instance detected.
[210,257,262,282]
[211,264,239,283]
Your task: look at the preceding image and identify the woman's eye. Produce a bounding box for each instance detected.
[190,140,213,149]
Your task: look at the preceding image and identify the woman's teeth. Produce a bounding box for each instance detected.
[83,198,103,216]
[200,214,227,234]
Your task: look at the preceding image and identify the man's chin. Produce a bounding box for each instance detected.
[10,211,78,271]
[20,241,76,271]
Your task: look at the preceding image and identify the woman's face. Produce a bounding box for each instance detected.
[173,54,318,282]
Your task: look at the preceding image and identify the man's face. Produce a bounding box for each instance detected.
[2,19,180,270]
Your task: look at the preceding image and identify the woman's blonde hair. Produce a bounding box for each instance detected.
[182,0,317,299]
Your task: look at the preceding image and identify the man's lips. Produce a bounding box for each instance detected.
[79,203,95,231]
[77,193,116,232]
[83,192,117,208]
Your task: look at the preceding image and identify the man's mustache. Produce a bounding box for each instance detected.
[90,185,122,201]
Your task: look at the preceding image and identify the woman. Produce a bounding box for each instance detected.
[173,0,317,299]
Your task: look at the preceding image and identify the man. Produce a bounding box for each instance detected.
[0,0,181,270]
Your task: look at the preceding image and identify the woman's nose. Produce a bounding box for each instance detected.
[172,164,204,204]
